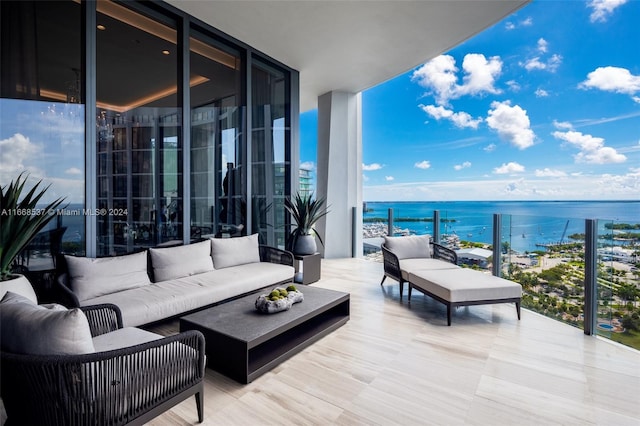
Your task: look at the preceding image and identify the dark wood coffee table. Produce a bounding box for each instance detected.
[179,285,350,384]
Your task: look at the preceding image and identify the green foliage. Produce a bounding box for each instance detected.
[284,192,328,246]
[1,173,66,281]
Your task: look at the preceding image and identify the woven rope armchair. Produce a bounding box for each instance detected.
[0,304,205,426]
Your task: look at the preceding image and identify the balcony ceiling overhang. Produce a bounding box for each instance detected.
[167,0,529,112]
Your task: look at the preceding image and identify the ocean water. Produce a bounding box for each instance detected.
[364,201,640,253]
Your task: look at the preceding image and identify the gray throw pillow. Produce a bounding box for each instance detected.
[149,240,214,282]
[384,234,431,260]
[210,234,261,269]
[0,292,95,355]
[65,251,151,302]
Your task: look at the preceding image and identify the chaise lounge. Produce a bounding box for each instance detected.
[381,235,522,325]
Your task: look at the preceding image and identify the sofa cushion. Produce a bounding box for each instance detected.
[384,235,431,260]
[65,251,151,302]
[0,292,95,355]
[149,240,214,282]
[210,234,260,269]
[0,274,37,304]
[81,262,295,327]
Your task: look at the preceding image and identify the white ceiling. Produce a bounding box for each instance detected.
[166,0,529,112]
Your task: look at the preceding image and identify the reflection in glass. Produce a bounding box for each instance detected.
[96,1,180,255]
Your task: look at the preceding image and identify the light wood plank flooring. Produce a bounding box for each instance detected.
[146,257,640,426]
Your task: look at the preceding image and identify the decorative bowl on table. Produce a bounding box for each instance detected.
[255,284,304,314]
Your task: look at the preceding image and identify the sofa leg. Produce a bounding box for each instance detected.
[516,301,521,320]
[380,275,386,285]
[447,304,452,326]
[195,392,204,423]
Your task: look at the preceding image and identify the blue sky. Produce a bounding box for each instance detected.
[300,0,640,202]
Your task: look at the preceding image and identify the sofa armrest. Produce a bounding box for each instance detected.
[80,304,124,336]
[381,243,403,283]
[432,242,458,265]
[259,245,294,267]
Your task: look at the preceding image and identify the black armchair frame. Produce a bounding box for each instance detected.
[1,304,205,426]
[380,241,458,295]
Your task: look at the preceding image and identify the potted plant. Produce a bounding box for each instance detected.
[0,173,66,299]
[284,192,329,255]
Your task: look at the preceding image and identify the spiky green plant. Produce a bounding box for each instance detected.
[284,192,329,248]
[0,173,66,281]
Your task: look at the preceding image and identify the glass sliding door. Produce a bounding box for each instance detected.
[0,0,85,269]
[95,0,180,255]
[251,59,290,247]
[189,30,243,240]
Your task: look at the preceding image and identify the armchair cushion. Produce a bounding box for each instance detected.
[65,251,151,302]
[149,239,214,282]
[0,292,95,355]
[210,233,260,269]
[92,327,163,352]
[384,235,431,260]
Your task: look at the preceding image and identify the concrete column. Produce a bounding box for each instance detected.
[316,91,362,259]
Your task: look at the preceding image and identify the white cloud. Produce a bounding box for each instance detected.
[484,143,497,153]
[535,168,567,177]
[537,38,548,53]
[412,54,502,105]
[493,162,525,174]
[364,169,640,201]
[300,161,315,171]
[579,66,640,96]
[522,17,533,26]
[454,161,472,171]
[523,54,562,72]
[505,22,515,30]
[552,130,627,164]
[419,104,482,129]
[507,80,521,92]
[362,174,369,182]
[505,17,533,30]
[553,120,573,130]
[65,167,83,175]
[414,160,431,170]
[588,0,627,23]
[0,133,43,182]
[363,163,384,171]
[486,101,536,149]
[385,176,395,181]
[535,88,549,97]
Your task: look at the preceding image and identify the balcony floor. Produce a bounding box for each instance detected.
[146,257,640,425]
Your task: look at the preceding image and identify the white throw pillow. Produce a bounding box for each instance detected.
[0,292,95,355]
[149,240,214,282]
[384,235,431,260]
[0,274,37,304]
[65,251,151,302]
[210,234,261,269]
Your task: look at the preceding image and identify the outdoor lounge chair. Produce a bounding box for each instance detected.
[1,300,205,425]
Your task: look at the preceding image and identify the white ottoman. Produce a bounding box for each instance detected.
[408,268,522,326]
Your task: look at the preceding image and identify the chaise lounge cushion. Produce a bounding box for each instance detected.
[398,258,460,280]
[210,234,261,269]
[384,235,431,260]
[65,251,151,302]
[409,268,522,303]
[0,292,95,355]
[149,239,214,282]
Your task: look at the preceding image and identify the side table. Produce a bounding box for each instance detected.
[294,253,321,284]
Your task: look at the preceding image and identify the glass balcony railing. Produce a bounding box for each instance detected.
[364,207,640,351]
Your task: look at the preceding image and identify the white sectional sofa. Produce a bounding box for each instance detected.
[57,234,295,327]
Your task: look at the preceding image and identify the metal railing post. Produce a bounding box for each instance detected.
[433,210,440,244]
[387,208,394,237]
[492,214,502,277]
[584,219,598,335]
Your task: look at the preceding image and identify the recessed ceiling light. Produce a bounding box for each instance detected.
[162,50,170,55]
[97,24,106,31]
